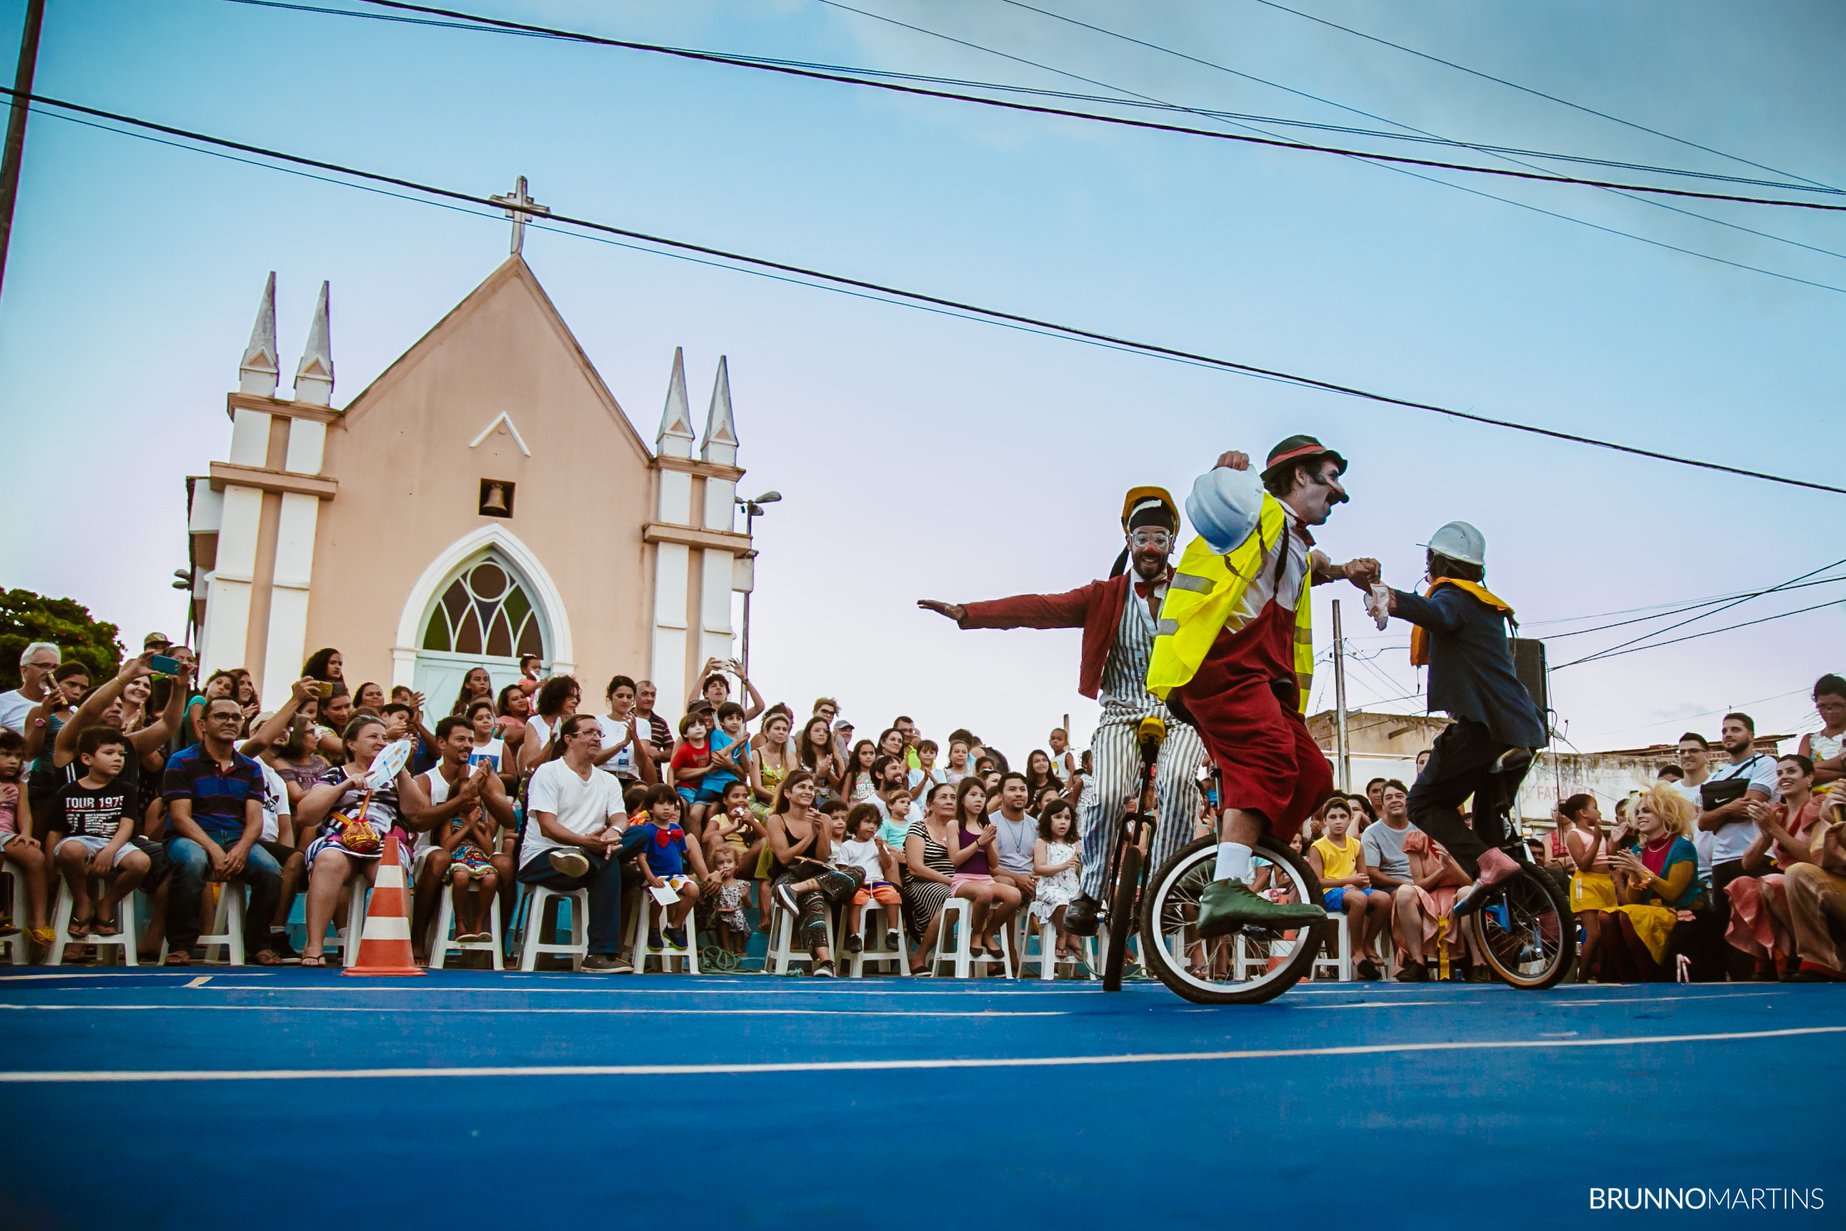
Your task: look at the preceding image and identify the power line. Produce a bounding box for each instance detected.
[301,0,1846,213]
[1556,557,1846,668]
[1545,572,1846,640]
[1243,0,1837,192]
[973,0,1846,290]
[1557,596,1845,667]
[221,0,1842,199]
[15,86,1845,498]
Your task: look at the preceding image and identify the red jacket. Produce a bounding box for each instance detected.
[957,574,1135,700]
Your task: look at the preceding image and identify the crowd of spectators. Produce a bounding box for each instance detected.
[1,634,1842,984]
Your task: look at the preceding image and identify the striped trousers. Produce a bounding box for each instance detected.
[1078,711,1206,899]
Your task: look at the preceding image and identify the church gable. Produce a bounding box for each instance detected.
[336,256,652,467]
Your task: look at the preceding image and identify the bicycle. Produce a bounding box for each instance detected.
[1095,715,1165,992]
[1137,770,1325,1005]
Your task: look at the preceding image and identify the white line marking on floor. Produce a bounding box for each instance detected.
[0,971,196,982]
[184,976,211,989]
[0,1003,1063,1019]
[2,1024,1839,1084]
[186,982,1096,998]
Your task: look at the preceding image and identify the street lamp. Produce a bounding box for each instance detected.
[735,491,781,680]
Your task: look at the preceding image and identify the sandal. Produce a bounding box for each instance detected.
[299,953,327,968]
[69,915,93,939]
[164,949,192,966]
[92,913,121,937]
[252,949,282,966]
[29,927,55,948]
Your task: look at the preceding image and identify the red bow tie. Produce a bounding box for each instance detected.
[1134,576,1167,599]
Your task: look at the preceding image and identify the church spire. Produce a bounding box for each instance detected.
[238,271,279,397]
[293,280,334,407]
[656,346,695,459]
[700,355,737,467]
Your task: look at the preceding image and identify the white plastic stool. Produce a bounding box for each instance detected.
[196,885,248,966]
[768,903,835,975]
[844,900,908,977]
[430,885,505,971]
[1017,918,1095,981]
[1,864,31,965]
[49,883,138,967]
[517,885,589,972]
[1313,910,1354,982]
[931,897,1014,979]
[329,884,370,966]
[631,897,699,974]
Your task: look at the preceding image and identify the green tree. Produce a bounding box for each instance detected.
[0,589,123,691]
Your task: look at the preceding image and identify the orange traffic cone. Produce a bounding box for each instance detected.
[343,833,426,978]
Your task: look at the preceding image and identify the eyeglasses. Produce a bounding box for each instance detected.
[1129,531,1173,549]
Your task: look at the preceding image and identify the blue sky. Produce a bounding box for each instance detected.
[1,0,1840,763]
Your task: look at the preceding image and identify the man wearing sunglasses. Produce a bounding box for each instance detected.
[918,483,1209,935]
[1149,436,1380,935]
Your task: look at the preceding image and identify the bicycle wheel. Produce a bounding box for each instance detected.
[1463,866,1577,989]
[1140,835,1323,1005]
[1101,844,1141,992]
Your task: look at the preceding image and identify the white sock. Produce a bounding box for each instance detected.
[1213,841,1254,883]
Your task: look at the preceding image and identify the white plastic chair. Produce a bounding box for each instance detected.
[49,883,138,967]
[1016,917,1096,981]
[843,900,908,977]
[196,886,248,966]
[931,897,1015,979]
[517,885,588,972]
[1313,910,1353,982]
[631,896,699,974]
[1,864,31,965]
[767,902,835,975]
[430,884,505,971]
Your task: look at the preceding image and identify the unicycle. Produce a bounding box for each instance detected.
[1140,829,1324,1005]
[1097,716,1164,991]
[1458,844,1576,989]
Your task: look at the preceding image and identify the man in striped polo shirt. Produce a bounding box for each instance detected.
[162,696,283,965]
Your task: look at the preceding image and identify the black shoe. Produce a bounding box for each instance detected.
[772,878,799,916]
[583,954,634,974]
[1397,960,1428,982]
[1065,895,1100,936]
[885,928,902,951]
[845,932,865,953]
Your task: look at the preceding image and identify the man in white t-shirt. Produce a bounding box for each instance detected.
[0,642,60,734]
[1697,712,1779,979]
[1665,733,1717,879]
[517,714,647,973]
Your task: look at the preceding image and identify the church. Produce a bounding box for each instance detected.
[184,183,758,713]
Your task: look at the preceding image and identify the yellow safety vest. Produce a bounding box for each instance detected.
[1146,494,1315,713]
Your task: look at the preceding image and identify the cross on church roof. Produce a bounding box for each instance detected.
[489,175,551,256]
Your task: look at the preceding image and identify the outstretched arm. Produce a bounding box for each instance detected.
[920,580,1101,632]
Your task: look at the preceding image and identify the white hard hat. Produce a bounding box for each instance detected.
[1185,467,1264,554]
[1423,521,1486,567]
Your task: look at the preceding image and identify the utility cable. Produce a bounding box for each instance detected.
[14,86,1843,497]
[1244,0,1838,192]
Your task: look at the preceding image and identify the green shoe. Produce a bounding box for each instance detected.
[1196,878,1325,938]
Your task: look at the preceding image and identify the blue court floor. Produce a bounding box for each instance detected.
[0,970,1839,1229]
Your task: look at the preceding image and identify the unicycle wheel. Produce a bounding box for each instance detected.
[1139,835,1323,1005]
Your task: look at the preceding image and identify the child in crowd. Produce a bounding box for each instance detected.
[706,780,763,868]
[702,702,748,815]
[669,712,718,833]
[707,845,752,958]
[945,739,971,786]
[50,728,153,942]
[631,784,706,950]
[836,803,902,953]
[0,729,50,945]
[915,739,947,792]
[439,762,503,944]
[1030,799,1081,960]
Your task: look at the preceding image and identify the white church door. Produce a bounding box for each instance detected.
[413,552,550,714]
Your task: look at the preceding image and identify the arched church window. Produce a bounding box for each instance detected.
[421,556,545,658]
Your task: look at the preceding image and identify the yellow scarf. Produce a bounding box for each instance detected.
[1409,579,1515,667]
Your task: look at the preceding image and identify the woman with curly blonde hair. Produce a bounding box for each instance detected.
[1590,784,1700,981]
